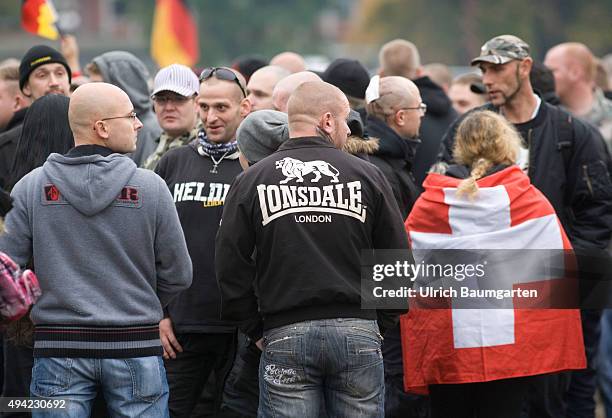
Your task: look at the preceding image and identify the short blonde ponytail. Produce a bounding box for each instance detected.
[452,110,522,198]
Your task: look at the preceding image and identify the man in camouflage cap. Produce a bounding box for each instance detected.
[469,34,533,112]
[471,34,530,65]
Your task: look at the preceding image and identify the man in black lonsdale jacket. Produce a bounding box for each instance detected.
[216,81,408,417]
[439,34,612,418]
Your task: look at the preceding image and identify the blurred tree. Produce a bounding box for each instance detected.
[347,0,612,65]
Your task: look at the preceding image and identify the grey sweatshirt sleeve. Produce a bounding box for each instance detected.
[0,178,33,266]
[153,175,193,307]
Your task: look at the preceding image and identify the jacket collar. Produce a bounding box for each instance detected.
[277,136,337,151]
[3,107,28,132]
[365,115,420,162]
[66,145,114,158]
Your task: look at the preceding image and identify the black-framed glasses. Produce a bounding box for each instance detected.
[199,67,247,98]
[100,111,138,122]
[399,103,427,115]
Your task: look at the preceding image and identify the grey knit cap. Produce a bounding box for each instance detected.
[237,110,289,164]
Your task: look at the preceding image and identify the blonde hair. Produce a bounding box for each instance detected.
[453,110,522,198]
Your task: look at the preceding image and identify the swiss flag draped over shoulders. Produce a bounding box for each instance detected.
[401,165,585,394]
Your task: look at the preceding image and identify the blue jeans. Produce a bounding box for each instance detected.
[258,318,384,418]
[30,356,169,418]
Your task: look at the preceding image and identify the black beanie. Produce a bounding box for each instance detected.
[322,58,370,100]
[19,45,72,91]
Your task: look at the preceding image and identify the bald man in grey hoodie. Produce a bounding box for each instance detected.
[0,82,192,416]
[87,51,162,166]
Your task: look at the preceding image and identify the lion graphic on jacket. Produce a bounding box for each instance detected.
[275,157,340,184]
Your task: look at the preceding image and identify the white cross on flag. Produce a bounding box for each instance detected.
[402,166,585,394]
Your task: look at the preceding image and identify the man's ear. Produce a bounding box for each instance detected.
[21,83,31,98]
[320,112,334,134]
[12,94,29,112]
[239,97,251,118]
[93,121,110,139]
[392,109,405,128]
[519,58,533,79]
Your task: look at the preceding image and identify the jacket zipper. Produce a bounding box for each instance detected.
[583,165,594,196]
[527,128,534,177]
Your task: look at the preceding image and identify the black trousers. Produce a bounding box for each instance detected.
[219,332,261,418]
[385,375,429,418]
[2,337,33,418]
[165,332,236,418]
[430,376,532,418]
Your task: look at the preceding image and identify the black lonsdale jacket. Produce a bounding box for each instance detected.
[439,101,612,251]
[215,136,409,341]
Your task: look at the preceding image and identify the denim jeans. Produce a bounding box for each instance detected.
[30,356,169,418]
[258,318,384,418]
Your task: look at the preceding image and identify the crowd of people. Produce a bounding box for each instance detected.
[0,31,610,418]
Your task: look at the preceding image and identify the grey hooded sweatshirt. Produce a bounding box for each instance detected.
[91,51,162,166]
[0,146,192,358]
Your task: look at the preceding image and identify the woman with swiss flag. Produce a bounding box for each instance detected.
[402,110,586,418]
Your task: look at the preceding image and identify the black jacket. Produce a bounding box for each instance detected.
[215,136,409,340]
[0,108,27,190]
[366,115,420,219]
[412,76,457,186]
[439,101,612,251]
[155,141,242,333]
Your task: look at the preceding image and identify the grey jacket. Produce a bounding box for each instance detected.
[91,51,162,165]
[0,147,192,327]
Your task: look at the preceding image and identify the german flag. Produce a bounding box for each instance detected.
[151,0,199,67]
[21,0,59,40]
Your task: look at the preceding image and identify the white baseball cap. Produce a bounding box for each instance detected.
[152,64,199,98]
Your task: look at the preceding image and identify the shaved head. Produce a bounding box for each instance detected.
[366,76,423,138]
[246,65,290,111]
[270,51,306,74]
[545,42,597,108]
[201,67,248,103]
[272,71,322,113]
[288,81,350,148]
[366,76,420,117]
[69,82,142,150]
[378,39,421,79]
[545,42,596,83]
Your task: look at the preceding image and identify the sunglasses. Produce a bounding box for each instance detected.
[199,67,247,98]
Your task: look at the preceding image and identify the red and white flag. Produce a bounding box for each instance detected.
[402,166,585,394]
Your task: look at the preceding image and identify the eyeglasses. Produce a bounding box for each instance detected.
[199,67,247,98]
[93,111,138,130]
[152,94,195,105]
[100,111,138,122]
[399,103,427,115]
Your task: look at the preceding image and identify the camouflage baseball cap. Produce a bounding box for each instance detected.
[471,35,530,66]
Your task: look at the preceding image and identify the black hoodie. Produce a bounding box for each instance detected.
[412,76,457,186]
